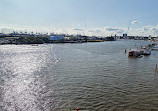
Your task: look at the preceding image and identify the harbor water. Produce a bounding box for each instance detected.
[0,40,158,111]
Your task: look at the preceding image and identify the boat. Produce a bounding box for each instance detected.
[143,49,151,55]
[152,46,158,51]
[128,49,141,57]
[31,44,38,46]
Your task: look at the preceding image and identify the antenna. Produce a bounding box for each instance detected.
[1,28,4,34]
[127,20,131,34]
[84,23,87,36]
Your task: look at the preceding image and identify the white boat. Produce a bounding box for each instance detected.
[143,49,151,55]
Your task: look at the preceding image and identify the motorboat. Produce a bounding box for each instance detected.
[128,49,141,57]
[143,49,151,55]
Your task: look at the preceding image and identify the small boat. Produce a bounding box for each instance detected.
[128,49,141,57]
[31,44,38,46]
[128,51,134,56]
[143,49,151,55]
[152,46,158,51]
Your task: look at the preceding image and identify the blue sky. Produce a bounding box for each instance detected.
[1,0,158,36]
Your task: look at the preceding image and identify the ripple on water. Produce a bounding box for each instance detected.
[0,41,158,111]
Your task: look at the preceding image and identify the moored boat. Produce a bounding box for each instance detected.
[143,49,151,55]
[128,49,141,57]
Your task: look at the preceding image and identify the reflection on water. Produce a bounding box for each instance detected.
[0,40,158,111]
[0,45,59,111]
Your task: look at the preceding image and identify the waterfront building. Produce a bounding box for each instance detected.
[49,35,64,41]
[123,34,128,39]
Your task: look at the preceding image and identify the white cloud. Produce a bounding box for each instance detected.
[104,27,126,35]
[131,21,140,24]
[105,27,125,32]
[73,28,84,31]
[88,29,101,33]
[1,24,158,37]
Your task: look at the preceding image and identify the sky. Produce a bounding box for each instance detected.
[1,0,158,36]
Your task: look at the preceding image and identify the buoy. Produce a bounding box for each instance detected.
[137,55,142,58]
[76,107,79,111]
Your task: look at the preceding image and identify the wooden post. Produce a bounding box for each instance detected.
[125,48,127,53]
[155,64,157,73]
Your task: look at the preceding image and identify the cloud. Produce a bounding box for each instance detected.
[151,27,158,34]
[131,21,140,24]
[105,27,119,31]
[0,28,12,33]
[1,24,158,37]
[73,28,84,31]
[143,27,149,31]
[88,29,101,33]
[105,27,125,34]
[142,26,158,33]
[117,30,124,34]
[135,25,158,36]
[78,25,158,37]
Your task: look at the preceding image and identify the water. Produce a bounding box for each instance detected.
[0,40,158,111]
